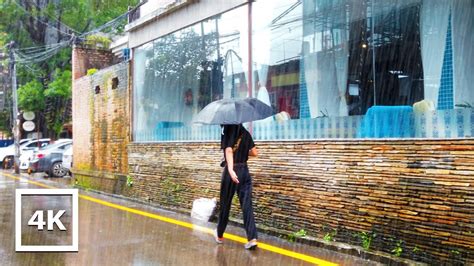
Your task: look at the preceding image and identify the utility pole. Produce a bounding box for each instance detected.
[8,41,20,174]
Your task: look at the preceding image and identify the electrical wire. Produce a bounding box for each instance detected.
[13,38,72,64]
[13,41,70,54]
[78,12,129,38]
[18,62,42,74]
[9,0,146,64]
[24,0,80,35]
[77,0,148,38]
[16,42,66,58]
[11,0,75,37]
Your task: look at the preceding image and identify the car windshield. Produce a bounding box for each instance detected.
[39,141,72,151]
[21,139,49,148]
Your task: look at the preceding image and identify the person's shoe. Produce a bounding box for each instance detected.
[244,240,258,250]
[214,230,224,244]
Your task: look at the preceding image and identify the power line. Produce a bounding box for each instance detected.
[12,0,75,38]
[14,41,70,53]
[16,43,66,58]
[78,0,149,38]
[19,62,42,74]
[271,1,301,25]
[9,0,146,64]
[24,0,80,35]
[78,12,129,38]
[14,38,72,64]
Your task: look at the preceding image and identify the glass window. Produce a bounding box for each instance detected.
[26,142,37,148]
[251,0,474,140]
[132,0,473,142]
[133,5,249,142]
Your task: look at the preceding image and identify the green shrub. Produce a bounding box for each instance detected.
[85,35,111,49]
[87,68,98,76]
[288,229,307,242]
[357,231,376,251]
[391,240,403,257]
[323,229,337,242]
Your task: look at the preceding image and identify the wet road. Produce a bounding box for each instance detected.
[0,171,380,266]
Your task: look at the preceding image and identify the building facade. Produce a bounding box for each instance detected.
[73,0,474,263]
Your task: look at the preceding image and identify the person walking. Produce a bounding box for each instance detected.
[214,124,258,250]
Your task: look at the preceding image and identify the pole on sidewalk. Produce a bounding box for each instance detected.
[8,41,20,174]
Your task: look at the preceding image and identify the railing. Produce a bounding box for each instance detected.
[134,109,474,142]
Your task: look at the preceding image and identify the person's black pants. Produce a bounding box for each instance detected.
[217,164,258,241]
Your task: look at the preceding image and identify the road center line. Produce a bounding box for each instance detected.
[4,172,338,266]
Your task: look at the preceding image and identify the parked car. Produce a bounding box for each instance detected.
[20,139,72,171]
[0,139,32,162]
[62,145,73,176]
[18,139,53,171]
[28,140,72,177]
[0,139,50,169]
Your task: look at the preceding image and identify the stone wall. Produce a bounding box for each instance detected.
[126,139,474,264]
[72,62,130,191]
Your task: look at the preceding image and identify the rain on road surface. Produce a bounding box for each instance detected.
[0,171,381,266]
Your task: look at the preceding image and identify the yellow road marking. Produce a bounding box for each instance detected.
[4,172,338,266]
[6,174,55,189]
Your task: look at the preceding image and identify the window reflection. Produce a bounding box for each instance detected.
[132,0,473,142]
[252,0,473,139]
[133,6,248,141]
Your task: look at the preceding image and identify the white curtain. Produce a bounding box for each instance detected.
[302,0,349,118]
[134,48,148,136]
[452,0,474,106]
[334,29,349,116]
[420,0,451,108]
[304,49,348,118]
[303,32,349,117]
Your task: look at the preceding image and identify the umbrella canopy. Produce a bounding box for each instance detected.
[193,98,273,125]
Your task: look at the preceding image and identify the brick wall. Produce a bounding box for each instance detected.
[72,47,117,80]
[70,50,473,262]
[72,77,92,169]
[72,62,130,191]
[126,140,474,264]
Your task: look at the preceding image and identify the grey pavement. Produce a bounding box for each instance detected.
[0,171,381,266]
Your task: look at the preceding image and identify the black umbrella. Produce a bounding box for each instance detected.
[193,98,273,125]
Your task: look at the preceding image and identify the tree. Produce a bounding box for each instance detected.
[0,0,138,138]
[18,80,45,112]
[44,69,71,136]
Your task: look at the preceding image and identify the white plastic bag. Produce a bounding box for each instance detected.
[191,198,217,221]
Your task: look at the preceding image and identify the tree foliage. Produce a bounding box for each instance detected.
[0,0,138,138]
[44,69,72,136]
[18,80,45,112]
[44,69,72,99]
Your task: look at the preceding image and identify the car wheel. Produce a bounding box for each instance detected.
[50,162,66,177]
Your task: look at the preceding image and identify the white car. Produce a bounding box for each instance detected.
[62,145,73,175]
[29,140,72,177]
[14,139,52,170]
[0,139,32,164]
[21,139,72,171]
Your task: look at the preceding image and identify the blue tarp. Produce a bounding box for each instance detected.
[358,106,415,138]
[155,121,184,141]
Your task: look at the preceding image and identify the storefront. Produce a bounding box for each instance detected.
[131,0,473,142]
[117,0,474,263]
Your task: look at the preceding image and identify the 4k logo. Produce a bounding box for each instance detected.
[28,210,67,231]
[16,189,78,252]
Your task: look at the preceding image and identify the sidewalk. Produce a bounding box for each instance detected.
[1,171,385,265]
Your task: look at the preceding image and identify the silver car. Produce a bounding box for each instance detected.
[62,145,73,176]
